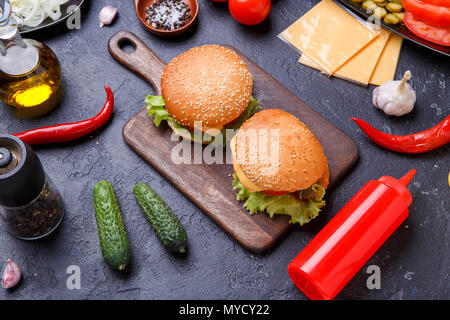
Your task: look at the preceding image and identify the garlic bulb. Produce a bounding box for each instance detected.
[372,71,416,116]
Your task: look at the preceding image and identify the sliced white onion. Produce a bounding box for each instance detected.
[10,0,70,28]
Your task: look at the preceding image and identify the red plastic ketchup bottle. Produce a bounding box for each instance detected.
[288,170,416,300]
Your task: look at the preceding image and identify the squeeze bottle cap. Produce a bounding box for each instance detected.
[379,169,416,207]
[288,170,416,300]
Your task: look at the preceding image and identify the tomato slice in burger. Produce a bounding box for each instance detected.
[402,0,450,26]
[261,190,290,196]
[404,11,450,46]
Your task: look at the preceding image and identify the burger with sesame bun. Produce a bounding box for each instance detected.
[231,109,329,225]
[146,45,260,145]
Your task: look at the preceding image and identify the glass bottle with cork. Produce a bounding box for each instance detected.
[0,0,62,118]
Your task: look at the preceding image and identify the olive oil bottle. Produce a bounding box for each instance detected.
[0,0,62,118]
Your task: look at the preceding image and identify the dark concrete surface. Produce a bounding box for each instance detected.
[0,0,449,300]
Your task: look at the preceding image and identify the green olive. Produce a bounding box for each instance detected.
[393,12,404,22]
[376,1,388,6]
[384,13,400,24]
[386,2,403,12]
[388,0,402,3]
[362,0,378,12]
[373,7,387,20]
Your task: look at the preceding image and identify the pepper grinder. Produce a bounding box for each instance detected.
[0,134,64,239]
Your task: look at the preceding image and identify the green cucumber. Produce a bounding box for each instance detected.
[133,182,187,254]
[93,180,131,270]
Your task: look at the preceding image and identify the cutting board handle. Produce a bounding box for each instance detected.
[108,30,165,95]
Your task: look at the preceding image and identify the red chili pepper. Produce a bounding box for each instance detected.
[14,85,114,145]
[351,116,450,154]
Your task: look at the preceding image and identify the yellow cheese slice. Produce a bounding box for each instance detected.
[299,29,391,86]
[279,0,380,75]
[369,33,403,86]
[230,135,265,192]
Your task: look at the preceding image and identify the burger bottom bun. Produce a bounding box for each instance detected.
[168,121,224,145]
[168,121,209,144]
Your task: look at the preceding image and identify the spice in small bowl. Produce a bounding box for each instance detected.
[145,0,191,31]
[135,0,198,37]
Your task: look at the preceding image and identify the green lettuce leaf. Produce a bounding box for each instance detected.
[232,173,326,226]
[145,95,170,127]
[146,95,205,141]
[145,95,260,145]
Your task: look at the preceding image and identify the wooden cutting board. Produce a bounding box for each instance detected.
[108,31,359,253]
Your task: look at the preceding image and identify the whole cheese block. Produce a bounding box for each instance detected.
[299,29,391,86]
[279,0,380,75]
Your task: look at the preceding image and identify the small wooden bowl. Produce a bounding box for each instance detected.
[134,0,198,37]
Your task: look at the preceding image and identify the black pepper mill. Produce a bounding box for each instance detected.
[0,134,64,239]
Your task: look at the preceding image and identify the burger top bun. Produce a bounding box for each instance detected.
[161,45,253,132]
[233,109,328,192]
[317,161,329,190]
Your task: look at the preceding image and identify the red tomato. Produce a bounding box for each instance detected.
[402,0,450,26]
[261,190,290,196]
[421,0,450,6]
[229,0,271,25]
[404,11,450,46]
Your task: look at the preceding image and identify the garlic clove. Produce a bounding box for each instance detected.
[2,259,21,289]
[99,6,118,27]
[398,70,412,92]
[372,71,416,117]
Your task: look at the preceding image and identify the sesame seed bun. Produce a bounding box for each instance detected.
[233,109,328,192]
[317,161,329,190]
[161,45,253,133]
